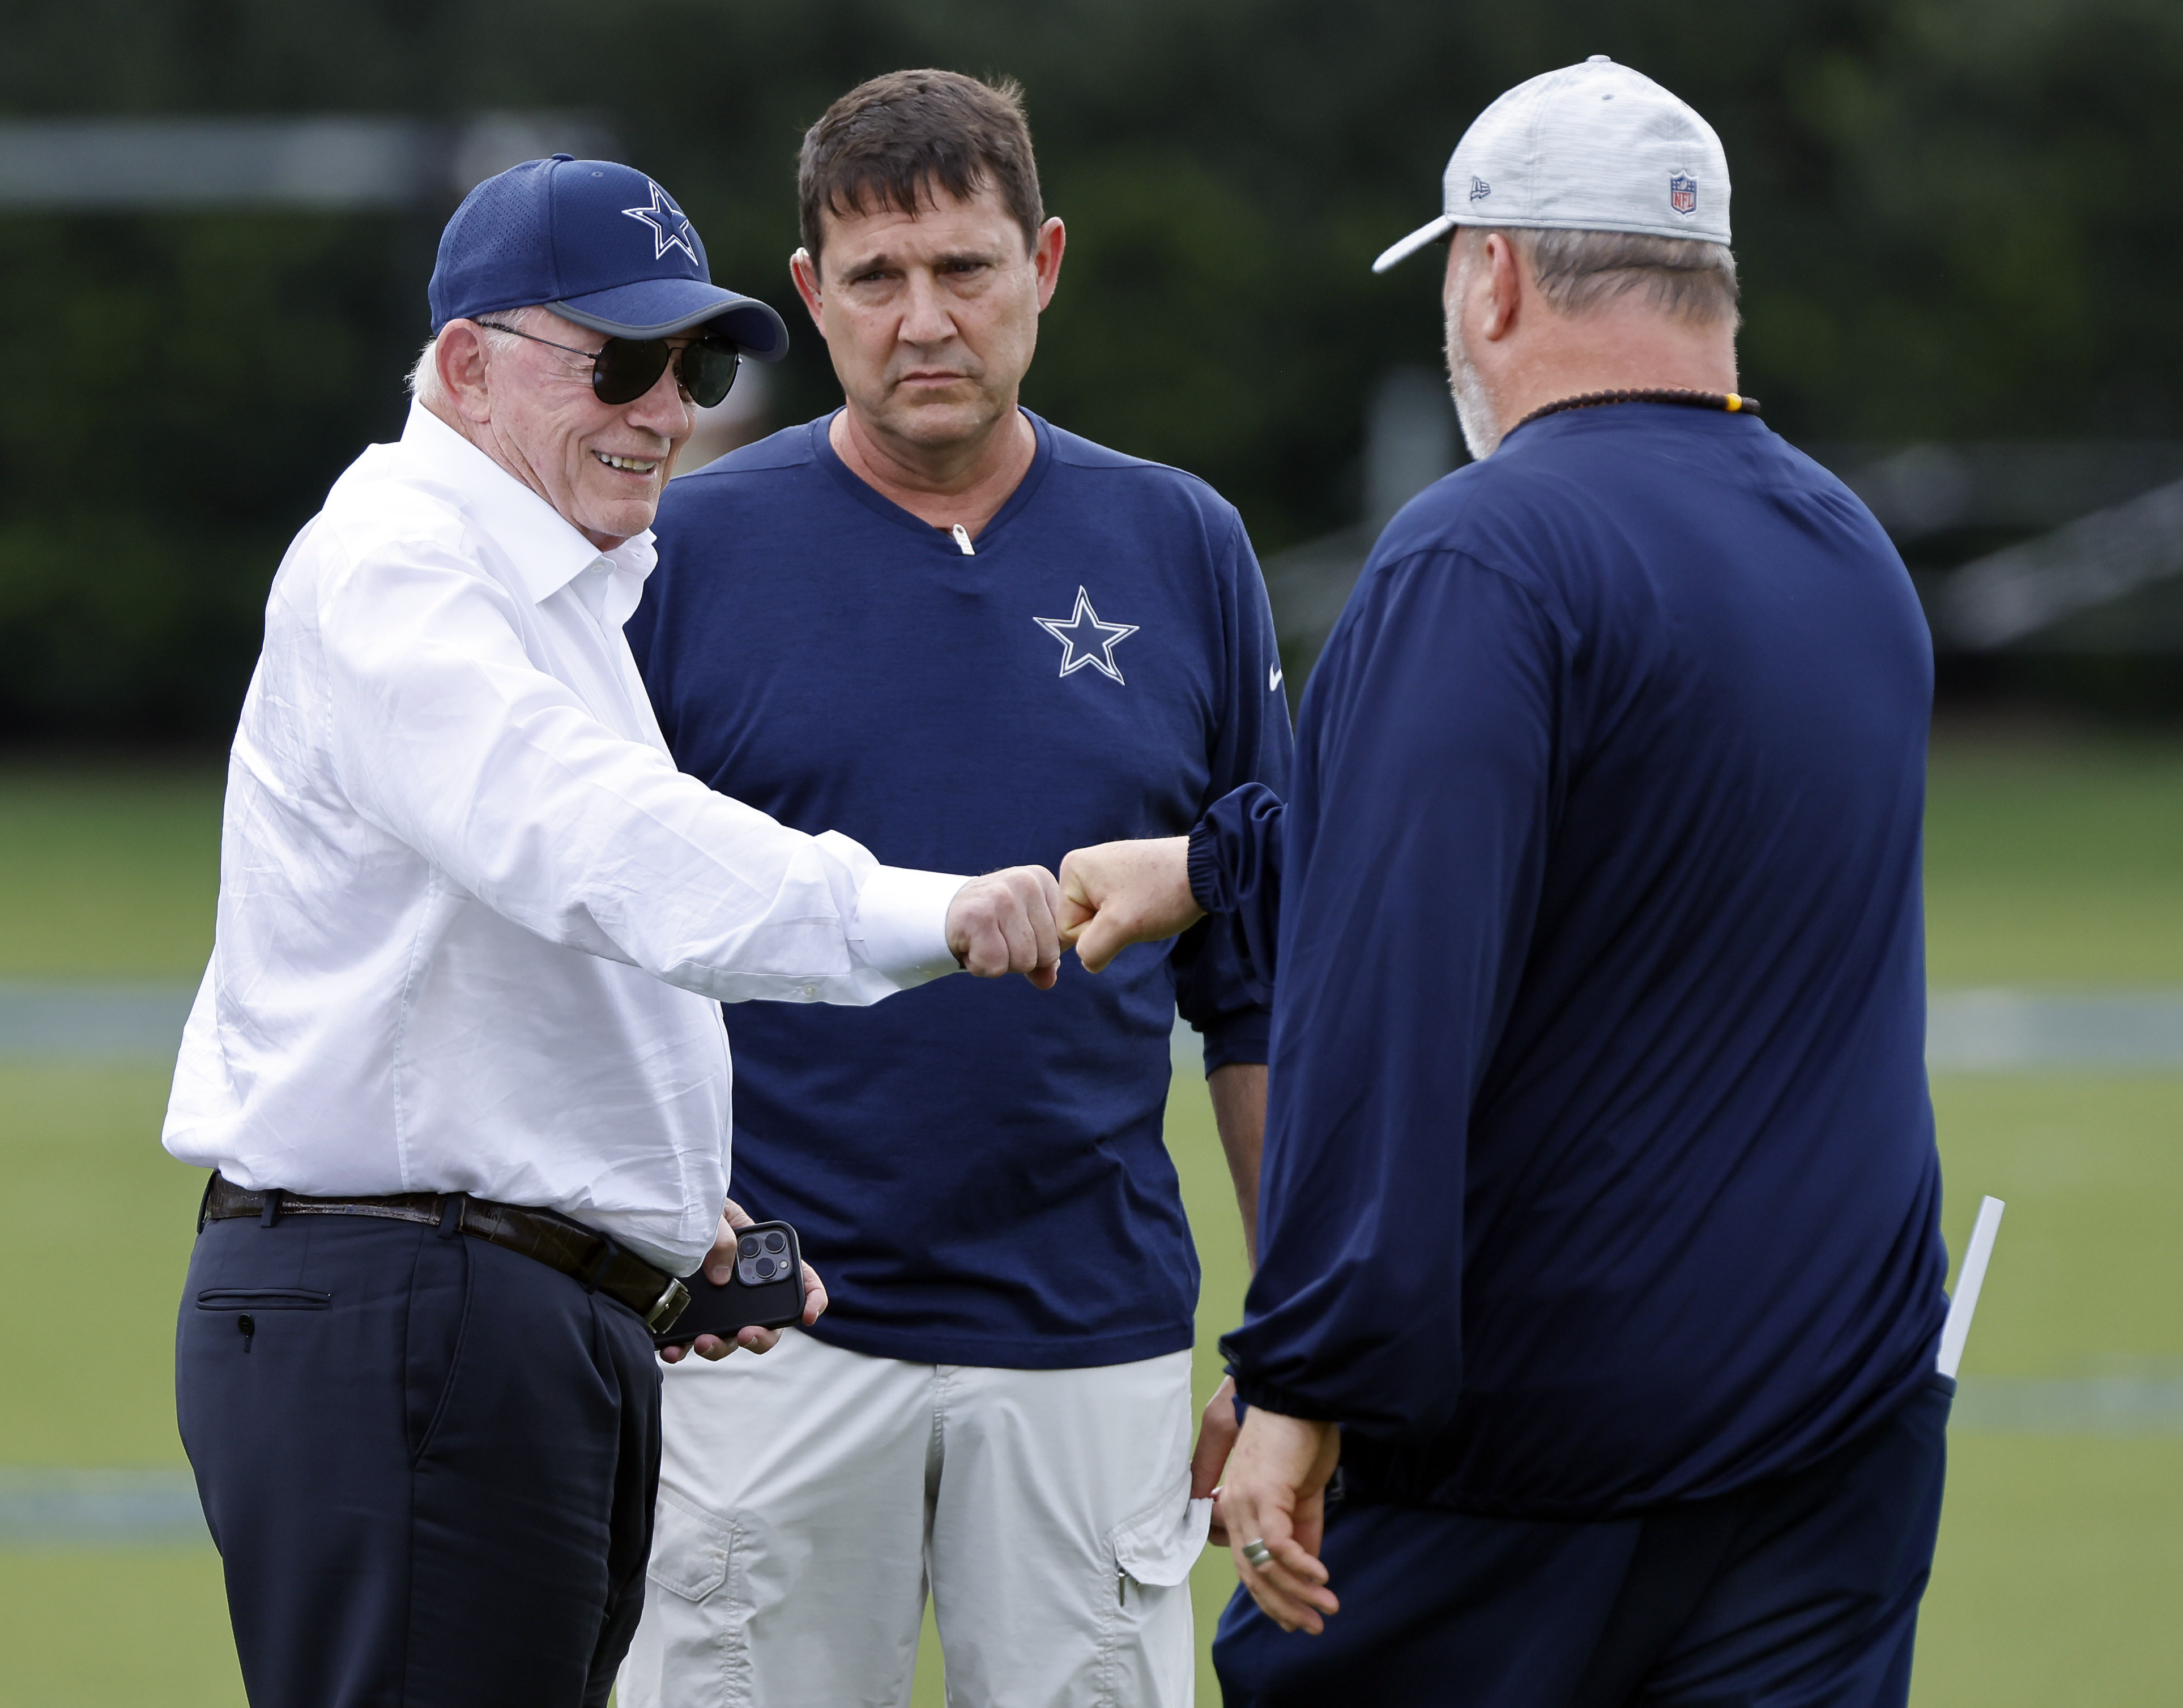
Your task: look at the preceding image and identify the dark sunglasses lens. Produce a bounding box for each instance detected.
[590,338,673,406]
[681,341,740,409]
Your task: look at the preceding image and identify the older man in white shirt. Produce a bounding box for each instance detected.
[165,153,1061,1708]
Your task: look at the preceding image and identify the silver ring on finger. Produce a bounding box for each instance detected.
[1240,1539,1273,1569]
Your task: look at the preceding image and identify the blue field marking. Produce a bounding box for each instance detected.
[4,1373,2178,1549]
[1952,1375,2183,1436]
[1925,989,2183,1070]
[0,984,2176,1070]
[0,1467,209,1548]
[0,982,197,1059]
[1175,992,2183,1075]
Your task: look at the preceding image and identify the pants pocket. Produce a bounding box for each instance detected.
[404,1224,472,1461]
[194,1288,332,1310]
[1111,1482,1213,1590]
[649,1488,732,1603]
[623,1489,745,1707]
[1102,1480,1208,1707]
[193,1286,332,1359]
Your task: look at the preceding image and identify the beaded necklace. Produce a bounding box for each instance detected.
[1511,387,1758,434]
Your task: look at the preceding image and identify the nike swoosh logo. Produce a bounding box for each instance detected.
[1269,664,1285,691]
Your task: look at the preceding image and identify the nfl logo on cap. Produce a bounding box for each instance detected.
[1370,56,1733,272]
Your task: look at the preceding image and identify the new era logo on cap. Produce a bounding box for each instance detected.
[1371,55,1732,272]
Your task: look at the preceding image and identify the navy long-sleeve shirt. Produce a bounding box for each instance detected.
[1200,404,1948,1518]
[630,412,1290,1368]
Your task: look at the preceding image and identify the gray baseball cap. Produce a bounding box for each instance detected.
[1372,56,1732,273]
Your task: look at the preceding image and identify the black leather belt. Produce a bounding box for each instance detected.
[199,1173,692,1333]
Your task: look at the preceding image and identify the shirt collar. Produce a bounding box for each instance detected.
[400,402,657,604]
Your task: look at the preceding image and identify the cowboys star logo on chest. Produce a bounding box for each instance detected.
[1034,587,1139,684]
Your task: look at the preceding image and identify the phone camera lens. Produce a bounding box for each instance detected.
[755,1257,778,1279]
[738,1236,761,1259]
[762,1232,786,1253]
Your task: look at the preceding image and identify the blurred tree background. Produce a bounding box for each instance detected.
[2,0,2180,737]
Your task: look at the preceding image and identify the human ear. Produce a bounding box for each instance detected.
[790,247,827,332]
[1482,233,1523,343]
[1032,217,1067,312]
[436,322,494,424]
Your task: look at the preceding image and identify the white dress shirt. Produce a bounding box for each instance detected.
[164,403,966,1272]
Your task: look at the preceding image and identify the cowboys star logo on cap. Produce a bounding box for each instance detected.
[1669,172,1698,216]
[427,157,791,352]
[622,180,701,264]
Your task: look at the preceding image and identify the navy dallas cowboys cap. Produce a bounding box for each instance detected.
[427,155,788,358]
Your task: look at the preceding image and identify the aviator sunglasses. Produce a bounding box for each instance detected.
[474,320,741,408]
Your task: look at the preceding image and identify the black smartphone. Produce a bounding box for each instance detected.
[653,1220,807,1350]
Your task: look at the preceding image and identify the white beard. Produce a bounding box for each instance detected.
[1443,245,1503,460]
[1445,315,1501,461]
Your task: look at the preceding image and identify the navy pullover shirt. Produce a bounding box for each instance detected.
[629,411,1290,1369]
[1196,405,1949,1519]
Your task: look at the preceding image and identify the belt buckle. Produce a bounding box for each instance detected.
[646,1278,692,1333]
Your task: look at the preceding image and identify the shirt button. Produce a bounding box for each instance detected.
[801,983,817,998]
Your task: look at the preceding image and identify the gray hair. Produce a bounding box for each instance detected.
[1471,226,1740,327]
[405,305,547,406]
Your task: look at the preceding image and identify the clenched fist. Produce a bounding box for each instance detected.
[946,865,1064,988]
[1056,836,1203,972]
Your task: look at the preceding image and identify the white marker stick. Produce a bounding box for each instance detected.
[1935,1195,2005,1380]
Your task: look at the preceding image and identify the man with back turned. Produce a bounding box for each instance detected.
[1062,58,1954,1707]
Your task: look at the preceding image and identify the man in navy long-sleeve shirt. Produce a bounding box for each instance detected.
[1062,59,1951,1707]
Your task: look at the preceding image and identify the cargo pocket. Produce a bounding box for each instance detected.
[630,1488,748,1705]
[1111,1486,1212,1590]
[648,1488,732,1602]
[1100,1480,1210,1706]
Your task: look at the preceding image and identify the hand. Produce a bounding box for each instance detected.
[1056,836,1203,973]
[658,1199,829,1365]
[946,865,1063,988]
[1214,1407,1343,1635]
[1192,1376,1242,1547]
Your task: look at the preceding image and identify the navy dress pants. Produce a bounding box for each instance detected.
[1216,1376,1952,1708]
[176,1207,663,1708]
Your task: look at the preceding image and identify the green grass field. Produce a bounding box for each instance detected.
[3,732,2181,1704]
